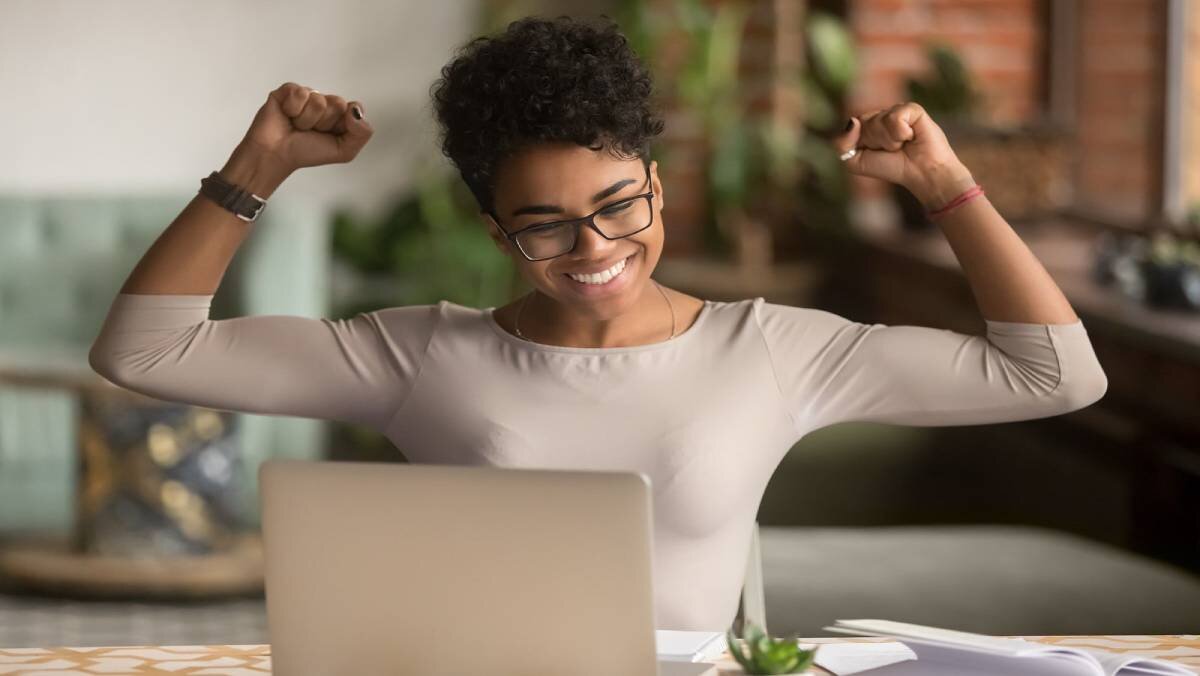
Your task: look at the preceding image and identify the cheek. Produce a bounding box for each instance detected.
[634,228,664,267]
[519,261,557,288]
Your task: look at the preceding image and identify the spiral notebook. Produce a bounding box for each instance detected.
[822,620,1196,676]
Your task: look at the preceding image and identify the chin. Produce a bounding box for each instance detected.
[550,250,648,314]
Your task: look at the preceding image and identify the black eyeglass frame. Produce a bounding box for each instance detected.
[486,163,656,262]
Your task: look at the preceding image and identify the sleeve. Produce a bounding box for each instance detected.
[87,293,440,431]
[752,298,1109,432]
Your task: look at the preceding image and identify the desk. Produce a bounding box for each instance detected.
[2,635,1197,674]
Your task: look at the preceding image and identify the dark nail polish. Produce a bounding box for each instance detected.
[844,118,854,132]
[352,105,363,120]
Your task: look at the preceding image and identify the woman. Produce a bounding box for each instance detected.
[89,16,1107,631]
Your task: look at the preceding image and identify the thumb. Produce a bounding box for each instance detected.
[335,101,374,161]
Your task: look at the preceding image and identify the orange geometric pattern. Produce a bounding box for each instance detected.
[0,636,1196,674]
[0,644,270,675]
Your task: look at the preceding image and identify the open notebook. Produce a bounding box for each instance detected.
[822,620,1196,676]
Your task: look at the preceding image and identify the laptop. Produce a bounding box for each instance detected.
[259,459,670,675]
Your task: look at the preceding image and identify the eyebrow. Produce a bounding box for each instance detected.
[510,176,640,218]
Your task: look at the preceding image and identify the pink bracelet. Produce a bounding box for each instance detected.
[927,184,985,220]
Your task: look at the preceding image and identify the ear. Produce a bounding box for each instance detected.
[650,160,664,212]
[480,211,513,256]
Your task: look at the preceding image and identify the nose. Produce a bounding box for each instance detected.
[570,220,619,258]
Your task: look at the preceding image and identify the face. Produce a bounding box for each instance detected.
[482,142,665,321]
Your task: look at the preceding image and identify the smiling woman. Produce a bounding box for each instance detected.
[430,16,692,348]
[90,14,1109,633]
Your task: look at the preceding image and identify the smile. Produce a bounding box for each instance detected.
[565,255,631,285]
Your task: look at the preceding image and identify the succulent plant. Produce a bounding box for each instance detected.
[726,621,818,674]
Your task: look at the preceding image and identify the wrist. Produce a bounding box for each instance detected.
[909,162,977,211]
[219,143,292,200]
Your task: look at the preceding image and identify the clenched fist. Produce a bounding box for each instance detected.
[240,82,374,173]
[832,102,975,210]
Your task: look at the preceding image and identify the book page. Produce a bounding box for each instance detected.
[851,640,1097,676]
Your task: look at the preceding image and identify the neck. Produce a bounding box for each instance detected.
[517,281,675,348]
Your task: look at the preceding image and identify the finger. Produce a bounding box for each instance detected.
[882,105,917,147]
[332,100,373,161]
[314,94,347,132]
[292,88,327,131]
[832,116,862,156]
[893,102,935,142]
[270,82,308,118]
[834,117,871,173]
[860,107,904,152]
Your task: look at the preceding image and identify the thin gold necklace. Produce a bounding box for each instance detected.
[514,279,677,344]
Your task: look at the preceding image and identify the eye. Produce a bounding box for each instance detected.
[525,221,565,233]
[600,199,634,215]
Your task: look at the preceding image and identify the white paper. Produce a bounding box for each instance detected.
[656,630,727,662]
[822,620,1197,676]
[812,641,918,675]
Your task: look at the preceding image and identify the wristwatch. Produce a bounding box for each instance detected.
[199,170,268,222]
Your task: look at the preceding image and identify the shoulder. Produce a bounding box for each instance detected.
[353,303,449,347]
[696,296,851,325]
[743,299,869,345]
[366,302,443,327]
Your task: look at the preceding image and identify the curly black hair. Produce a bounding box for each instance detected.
[430,15,666,216]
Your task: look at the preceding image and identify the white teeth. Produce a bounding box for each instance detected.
[568,256,628,285]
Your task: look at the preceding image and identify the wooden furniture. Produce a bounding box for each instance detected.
[837,219,1200,570]
[1,635,1196,674]
[0,351,263,598]
[0,192,330,536]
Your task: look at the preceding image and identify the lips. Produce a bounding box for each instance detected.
[560,253,637,295]
[561,254,634,277]
[566,255,633,284]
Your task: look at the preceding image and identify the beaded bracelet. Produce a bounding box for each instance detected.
[927,184,985,220]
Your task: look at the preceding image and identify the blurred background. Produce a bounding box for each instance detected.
[1,0,1199,648]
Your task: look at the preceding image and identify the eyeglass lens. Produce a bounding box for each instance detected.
[516,196,653,260]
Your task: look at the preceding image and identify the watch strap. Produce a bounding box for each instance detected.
[199,171,268,222]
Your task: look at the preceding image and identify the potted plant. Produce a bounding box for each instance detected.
[670,0,856,268]
[900,42,1071,229]
[725,621,820,675]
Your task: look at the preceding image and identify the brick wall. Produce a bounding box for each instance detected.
[1073,0,1166,224]
[848,0,1046,125]
[845,0,1047,204]
[1184,2,1200,213]
[649,0,1171,251]
[650,0,804,258]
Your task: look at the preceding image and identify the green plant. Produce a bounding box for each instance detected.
[329,165,519,319]
[667,0,857,255]
[904,42,980,123]
[726,621,818,674]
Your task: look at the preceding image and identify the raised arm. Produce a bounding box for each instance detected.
[754,300,1107,433]
[115,82,371,296]
[88,83,417,429]
[89,294,438,430]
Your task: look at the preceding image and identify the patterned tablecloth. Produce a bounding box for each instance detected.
[0,635,1197,674]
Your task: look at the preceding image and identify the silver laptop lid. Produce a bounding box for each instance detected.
[260,460,659,675]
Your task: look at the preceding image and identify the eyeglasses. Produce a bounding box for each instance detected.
[488,164,656,261]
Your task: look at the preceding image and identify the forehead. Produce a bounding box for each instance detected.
[492,143,642,209]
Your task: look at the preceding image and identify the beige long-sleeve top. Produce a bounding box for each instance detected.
[88,292,1108,631]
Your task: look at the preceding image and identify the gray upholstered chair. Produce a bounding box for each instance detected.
[754,422,1200,635]
[0,192,331,536]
